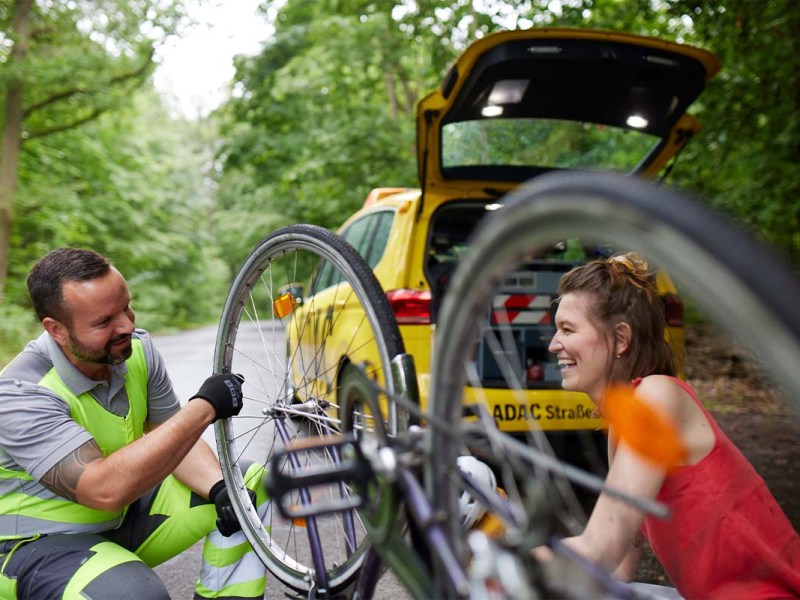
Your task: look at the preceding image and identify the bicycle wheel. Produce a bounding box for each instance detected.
[427,171,800,596]
[214,224,406,595]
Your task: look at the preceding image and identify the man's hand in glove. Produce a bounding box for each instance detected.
[209,479,257,537]
[192,372,244,421]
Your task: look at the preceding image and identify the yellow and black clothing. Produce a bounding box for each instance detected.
[0,330,267,599]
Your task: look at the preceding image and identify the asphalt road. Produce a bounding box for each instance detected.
[150,325,216,599]
[150,325,409,600]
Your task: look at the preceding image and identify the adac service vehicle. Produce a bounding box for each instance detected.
[292,28,720,453]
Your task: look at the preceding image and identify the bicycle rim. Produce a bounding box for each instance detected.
[214,224,405,595]
[428,171,800,595]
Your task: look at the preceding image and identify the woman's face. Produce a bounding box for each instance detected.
[548,291,614,404]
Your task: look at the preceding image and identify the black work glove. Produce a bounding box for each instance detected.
[192,373,244,421]
[208,479,256,537]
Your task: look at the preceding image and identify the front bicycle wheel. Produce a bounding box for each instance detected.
[427,171,800,597]
[214,224,406,596]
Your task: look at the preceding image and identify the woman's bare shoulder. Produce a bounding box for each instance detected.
[634,374,692,416]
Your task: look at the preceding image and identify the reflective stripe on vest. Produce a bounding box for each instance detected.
[0,339,148,540]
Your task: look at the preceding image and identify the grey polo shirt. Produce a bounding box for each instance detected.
[0,329,180,482]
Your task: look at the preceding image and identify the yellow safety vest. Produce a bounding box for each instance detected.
[0,339,148,540]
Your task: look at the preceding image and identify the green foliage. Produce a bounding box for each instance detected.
[0,301,37,365]
[216,1,445,233]
[217,0,800,270]
[663,0,800,263]
[3,0,799,362]
[4,85,228,349]
[0,0,186,136]
[0,0,223,361]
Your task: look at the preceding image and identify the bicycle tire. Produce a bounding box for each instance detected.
[427,171,800,596]
[213,224,406,595]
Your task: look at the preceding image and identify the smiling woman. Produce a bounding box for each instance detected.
[427,171,800,599]
[549,291,617,402]
[548,253,800,597]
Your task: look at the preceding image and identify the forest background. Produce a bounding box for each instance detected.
[1,0,799,362]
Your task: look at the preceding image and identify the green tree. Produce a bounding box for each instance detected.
[214,0,461,264]
[217,0,799,268]
[0,0,187,299]
[7,84,225,333]
[664,0,800,262]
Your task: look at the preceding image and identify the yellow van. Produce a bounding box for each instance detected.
[292,28,720,440]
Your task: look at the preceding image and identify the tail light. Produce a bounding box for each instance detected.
[386,289,431,325]
[663,294,684,327]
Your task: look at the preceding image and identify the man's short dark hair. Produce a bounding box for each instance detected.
[27,247,112,323]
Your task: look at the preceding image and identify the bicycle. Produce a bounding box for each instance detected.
[212,224,409,596]
[213,172,800,598]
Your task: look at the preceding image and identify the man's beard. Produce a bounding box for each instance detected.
[67,331,132,366]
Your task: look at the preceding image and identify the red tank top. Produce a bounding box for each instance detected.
[639,377,800,599]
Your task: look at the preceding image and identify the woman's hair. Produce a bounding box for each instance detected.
[27,247,112,324]
[558,251,675,381]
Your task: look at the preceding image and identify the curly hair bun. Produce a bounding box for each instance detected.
[608,252,649,273]
[607,252,654,292]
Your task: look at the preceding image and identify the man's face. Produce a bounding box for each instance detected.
[58,268,136,369]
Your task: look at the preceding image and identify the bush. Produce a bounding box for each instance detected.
[0,303,39,367]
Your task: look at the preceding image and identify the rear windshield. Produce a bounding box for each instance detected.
[442,117,660,175]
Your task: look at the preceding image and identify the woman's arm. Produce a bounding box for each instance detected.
[612,532,646,580]
[561,375,694,573]
[561,440,666,572]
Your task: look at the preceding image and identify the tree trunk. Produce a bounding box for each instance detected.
[384,68,399,121]
[0,0,33,302]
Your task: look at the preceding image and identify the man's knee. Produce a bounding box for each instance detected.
[78,560,170,600]
[2,534,170,600]
[3,534,102,599]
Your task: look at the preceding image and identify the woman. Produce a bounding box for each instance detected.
[547,252,800,599]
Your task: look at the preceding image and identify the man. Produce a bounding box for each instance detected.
[0,248,268,599]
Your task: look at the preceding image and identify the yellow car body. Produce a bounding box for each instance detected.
[291,28,720,433]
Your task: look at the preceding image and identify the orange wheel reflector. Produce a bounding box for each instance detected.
[288,509,307,527]
[604,384,687,469]
[273,293,296,319]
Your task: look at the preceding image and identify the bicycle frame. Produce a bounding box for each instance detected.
[267,435,470,599]
[265,353,666,599]
[270,414,360,593]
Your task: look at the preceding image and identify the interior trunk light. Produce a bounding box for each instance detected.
[626,115,649,128]
[386,289,431,324]
[487,79,529,104]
